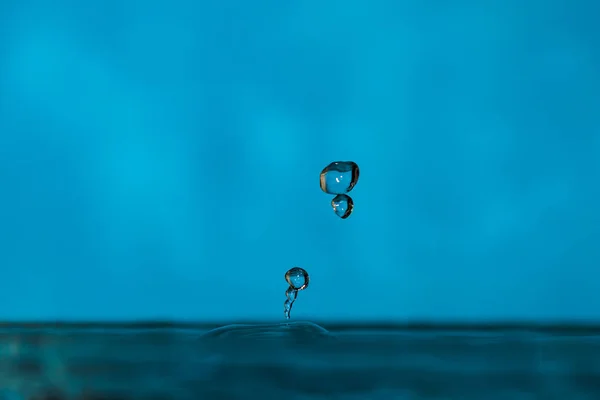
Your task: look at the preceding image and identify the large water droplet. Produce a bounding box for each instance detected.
[284,267,309,320]
[331,194,354,219]
[285,267,309,290]
[320,161,360,194]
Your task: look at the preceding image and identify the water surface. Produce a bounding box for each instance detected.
[1,322,599,399]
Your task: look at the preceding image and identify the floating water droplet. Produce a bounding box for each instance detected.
[320,161,360,194]
[331,194,354,219]
[285,267,310,290]
[284,267,309,320]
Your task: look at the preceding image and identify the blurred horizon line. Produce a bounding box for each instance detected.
[1,320,600,333]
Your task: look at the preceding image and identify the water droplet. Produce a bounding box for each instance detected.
[331,194,354,219]
[320,161,360,194]
[285,267,310,290]
[284,267,309,320]
[283,287,297,320]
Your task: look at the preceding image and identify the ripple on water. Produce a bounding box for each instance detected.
[201,321,332,341]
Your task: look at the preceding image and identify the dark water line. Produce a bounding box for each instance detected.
[1,320,600,334]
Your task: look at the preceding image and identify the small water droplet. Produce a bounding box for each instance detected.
[331,194,354,219]
[284,267,309,320]
[285,267,309,290]
[320,161,360,194]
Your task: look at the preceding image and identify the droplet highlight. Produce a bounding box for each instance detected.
[320,161,360,195]
[284,267,309,320]
[331,194,354,219]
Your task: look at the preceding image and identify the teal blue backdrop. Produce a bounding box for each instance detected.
[0,0,598,322]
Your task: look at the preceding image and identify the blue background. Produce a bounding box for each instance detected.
[0,0,598,322]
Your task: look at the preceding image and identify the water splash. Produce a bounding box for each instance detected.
[284,267,309,320]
